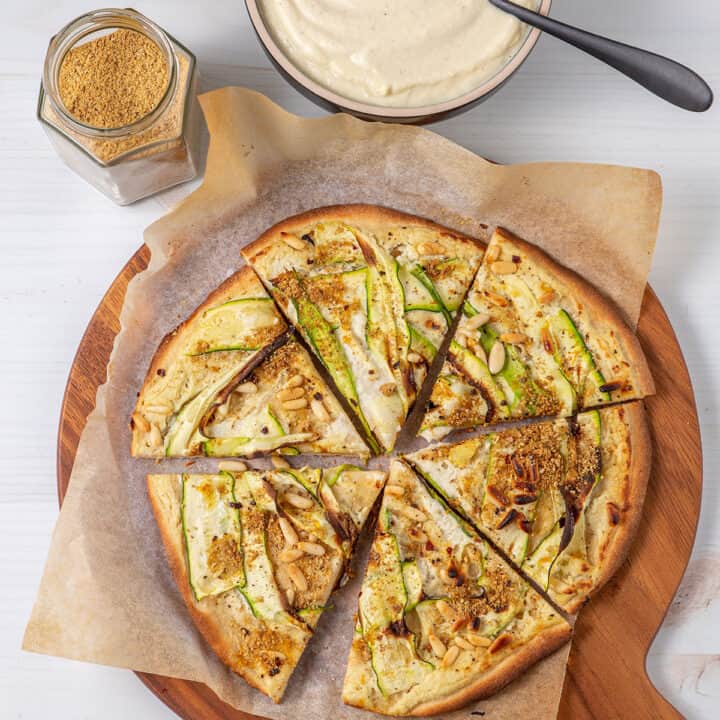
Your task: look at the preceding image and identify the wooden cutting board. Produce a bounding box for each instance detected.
[56,244,702,720]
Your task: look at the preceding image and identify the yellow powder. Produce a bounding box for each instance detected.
[59,29,168,129]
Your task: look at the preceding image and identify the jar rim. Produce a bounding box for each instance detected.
[42,7,179,138]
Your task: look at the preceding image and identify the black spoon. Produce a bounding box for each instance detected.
[489,0,713,112]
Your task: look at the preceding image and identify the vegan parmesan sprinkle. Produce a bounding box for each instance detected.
[58,29,169,129]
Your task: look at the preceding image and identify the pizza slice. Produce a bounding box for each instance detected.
[406,402,650,613]
[147,464,386,702]
[420,227,654,441]
[241,205,484,453]
[342,459,571,716]
[131,266,369,458]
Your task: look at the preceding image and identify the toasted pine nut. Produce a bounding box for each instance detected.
[491,260,518,275]
[279,547,305,563]
[278,386,305,401]
[218,460,247,472]
[467,634,492,648]
[298,541,326,556]
[488,341,506,375]
[464,313,490,330]
[451,617,469,632]
[384,484,405,497]
[280,232,307,250]
[132,412,150,433]
[466,337,488,366]
[235,382,258,394]
[499,332,527,345]
[271,455,291,469]
[417,241,443,255]
[275,563,292,591]
[428,633,447,658]
[286,374,305,388]
[286,587,295,606]
[407,352,424,364]
[149,424,163,448]
[282,398,309,410]
[288,564,308,591]
[144,404,172,415]
[436,600,455,621]
[485,291,509,307]
[310,399,331,422]
[454,636,474,651]
[484,244,501,263]
[398,505,426,523]
[442,644,460,667]
[285,492,314,509]
[279,517,299,545]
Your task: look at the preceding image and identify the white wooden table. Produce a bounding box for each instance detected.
[1,1,718,718]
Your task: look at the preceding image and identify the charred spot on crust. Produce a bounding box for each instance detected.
[156,367,166,376]
[607,502,621,525]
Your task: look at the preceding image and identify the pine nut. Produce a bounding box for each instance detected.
[285,492,314,509]
[488,341,506,375]
[417,241,443,255]
[465,313,490,330]
[454,636,474,651]
[298,541,325,556]
[132,412,150,433]
[499,332,527,345]
[218,460,247,472]
[407,352,424,364]
[275,563,292,591]
[441,644,460,667]
[484,244,501,263]
[310,399,330,422]
[428,633,447,658]
[467,634,492,648]
[286,587,295,606]
[271,455,291,469]
[436,600,455,621]
[384,484,405,497]
[288,564,308,591]
[451,617,468,632]
[491,261,518,275]
[398,505,426,523]
[149,423,163,448]
[280,232,307,250]
[466,337,488,365]
[279,517,299,545]
[282,398,308,410]
[286,374,305,388]
[278,386,305,401]
[485,291,509,307]
[279,547,305,563]
[235,382,258,394]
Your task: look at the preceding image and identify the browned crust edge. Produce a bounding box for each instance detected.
[408,622,572,717]
[493,227,655,398]
[130,267,284,456]
[563,400,652,614]
[240,204,486,265]
[145,474,284,701]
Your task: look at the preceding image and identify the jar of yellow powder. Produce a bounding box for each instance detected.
[38,8,201,205]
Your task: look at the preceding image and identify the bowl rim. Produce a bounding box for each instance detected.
[245,0,552,119]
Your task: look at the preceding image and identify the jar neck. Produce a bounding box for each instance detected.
[42,8,178,139]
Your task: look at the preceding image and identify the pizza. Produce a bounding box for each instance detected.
[342,459,572,716]
[134,209,655,714]
[131,267,368,458]
[420,227,654,441]
[147,465,386,702]
[241,205,484,453]
[405,402,650,613]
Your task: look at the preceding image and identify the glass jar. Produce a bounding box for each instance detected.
[38,8,202,205]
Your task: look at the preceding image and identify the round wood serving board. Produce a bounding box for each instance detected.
[57,244,702,720]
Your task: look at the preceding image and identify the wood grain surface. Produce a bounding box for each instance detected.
[56,245,702,720]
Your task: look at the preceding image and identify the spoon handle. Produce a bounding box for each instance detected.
[489,0,713,111]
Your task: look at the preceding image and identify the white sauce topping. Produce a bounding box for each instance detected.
[258,0,538,108]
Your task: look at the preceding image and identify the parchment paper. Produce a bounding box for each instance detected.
[24,87,662,720]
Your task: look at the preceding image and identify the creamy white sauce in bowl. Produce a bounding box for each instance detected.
[254,0,544,111]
